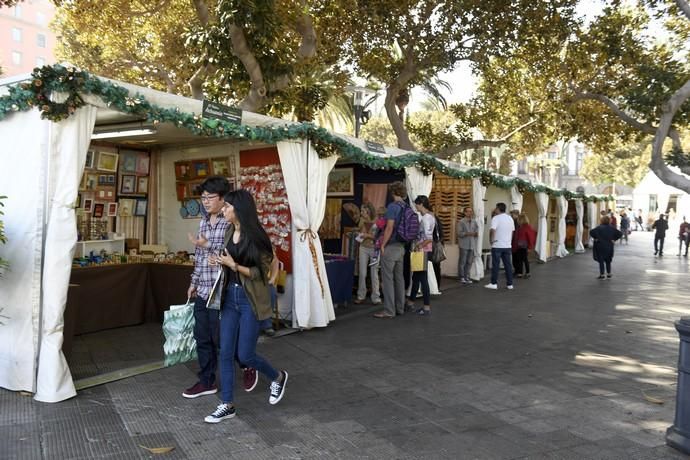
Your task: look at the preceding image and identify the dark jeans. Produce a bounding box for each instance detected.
[193,296,220,386]
[654,236,665,254]
[513,248,530,275]
[491,248,514,286]
[403,243,412,290]
[219,283,279,404]
[410,267,431,305]
[598,259,612,275]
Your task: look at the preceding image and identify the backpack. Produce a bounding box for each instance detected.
[395,201,420,243]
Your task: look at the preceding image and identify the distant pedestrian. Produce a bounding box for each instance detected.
[513,214,536,278]
[354,203,381,305]
[619,212,630,244]
[590,215,623,280]
[431,213,444,290]
[678,217,690,257]
[509,209,520,276]
[485,202,515,290]
[652,214,669,256]
[374,181,409,318]
[407,195,435,316]
[636,209,644,231]
[457,206,478,284]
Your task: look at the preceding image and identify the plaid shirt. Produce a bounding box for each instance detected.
[190,213,229,300]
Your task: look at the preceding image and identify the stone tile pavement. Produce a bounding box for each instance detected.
[2,231,690,459]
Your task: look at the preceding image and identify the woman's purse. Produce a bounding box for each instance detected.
[430,217,446,263]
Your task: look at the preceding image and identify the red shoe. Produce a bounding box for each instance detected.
[182,382,217,399]
[243,367,258,392]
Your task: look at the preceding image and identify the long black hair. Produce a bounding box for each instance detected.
[224,189,273,279]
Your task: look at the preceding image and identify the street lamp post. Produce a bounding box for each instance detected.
[354,90,364,138]
[347,86,377,138]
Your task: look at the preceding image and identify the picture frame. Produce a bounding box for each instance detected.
[187,181,204,197]
[120,175,136,194]
[93,202,105,218]
[174,161,192,180]
[96,151,119,172]
[192,159,211,178]
[137,176,149,194]
[98,174,109,186]
[175,182,188,201]
[107,202,118,217]
[136,153,150,175]
[85,173,98,191]
[83,198,93,213]
[134,199,147,216]
[211,157,230,176]
[121,152,137,173]
[327,167,354,197]
[107,174,116,185]
[119,198,134,217]
[85,150,95,169]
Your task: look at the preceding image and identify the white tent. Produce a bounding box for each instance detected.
[0,67,610,402]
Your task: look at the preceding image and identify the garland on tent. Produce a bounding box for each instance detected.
[0,65,614,203]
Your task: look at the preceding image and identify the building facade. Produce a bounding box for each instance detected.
[0,0,56,77]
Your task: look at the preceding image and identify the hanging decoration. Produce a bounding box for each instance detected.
[0,64,613,203]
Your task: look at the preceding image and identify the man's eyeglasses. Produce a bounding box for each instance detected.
[200,194,219,202]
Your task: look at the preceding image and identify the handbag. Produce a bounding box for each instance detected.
[162,299,197,367]
[205,269,224,310]
[410,250,426,272]
[431,241,446,263]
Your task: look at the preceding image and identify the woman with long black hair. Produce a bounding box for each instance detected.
[204,189,287,423]
[406,195,435,316]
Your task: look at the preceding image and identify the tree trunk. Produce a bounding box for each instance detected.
[649,78,690,193]
[385,83,415,151]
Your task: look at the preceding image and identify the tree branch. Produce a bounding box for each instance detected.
[649,78,690,193]
[437,119,538,158]
[187,0,214,100]
[676,0,690,22]
[229,24,268,111]
[295,6,317,59]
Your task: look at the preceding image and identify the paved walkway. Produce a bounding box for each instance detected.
[2,232,690,459]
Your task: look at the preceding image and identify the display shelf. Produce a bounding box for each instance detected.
[75,239,125,258]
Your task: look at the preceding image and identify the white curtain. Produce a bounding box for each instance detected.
[535,192,549,262]
[470,178,486,279]
[510,185,523,212]
[588,201,598,247]
[555,196,569,258]
[277,140,337,328]
[574,199,585,253]
[36,105,97,402]
[404,166,433,204]
[0,110,47,395]
[404,167,439,294]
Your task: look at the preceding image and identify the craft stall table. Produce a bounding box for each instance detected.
[63,263,192,358]
[323,254,355,306]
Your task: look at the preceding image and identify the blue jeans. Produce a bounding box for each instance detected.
[220,283,279,404]
[193,296,219,386]
[490,248,513,286]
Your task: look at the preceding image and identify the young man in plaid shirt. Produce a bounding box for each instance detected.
[183,177,259,398]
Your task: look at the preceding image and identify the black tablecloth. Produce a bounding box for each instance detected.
[64,263,192,357]
[324,257,355,305]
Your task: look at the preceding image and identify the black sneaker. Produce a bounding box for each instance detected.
[597,275,605,280]
[269,371,288,405]
[204,403,236,423]
[606,274,612,279]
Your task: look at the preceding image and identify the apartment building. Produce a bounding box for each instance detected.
[0,0,56,77]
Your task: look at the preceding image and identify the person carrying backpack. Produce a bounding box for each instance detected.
[374,181,419,319]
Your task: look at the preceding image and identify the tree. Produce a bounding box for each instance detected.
[580,140,652,188]
[345,0,578,151]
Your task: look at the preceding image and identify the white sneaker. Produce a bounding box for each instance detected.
[484,283,498,290]
[507,285,514,290]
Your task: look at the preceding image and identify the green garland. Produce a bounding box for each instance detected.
[0,64,614,203]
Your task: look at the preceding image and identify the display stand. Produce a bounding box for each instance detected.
[74,239,125,258]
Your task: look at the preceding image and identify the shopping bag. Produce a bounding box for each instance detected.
[162,299,197,367]
[275,261,287,294]
[431,241,447,263]
[410,251,425,272]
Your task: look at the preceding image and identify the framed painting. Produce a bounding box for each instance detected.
[174,161,192,180]
[107,202,118,217]
[93,202,105,218]
[327,167,354,197]
[176,182,188,201]
[119,198,135,217]
[187,181,204,197]
[136,153,150,175]
[134,199,148,216]
[85,150,95,169]
[97,152,119,172]
[137,176,149,194]
[121,152,137,173]
[211,157,230,176]
[192,159,211,178]
[83,198,93,213]
[120,175,136,194]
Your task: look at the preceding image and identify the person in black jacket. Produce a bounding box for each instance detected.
[652,214,669,256]
[590,215,623,280]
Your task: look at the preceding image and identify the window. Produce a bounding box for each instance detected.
[36,57,45,67]
[517,159,528,174]
[11,51,22,66]
[576,151,584,175]
[13,5,22,18]
[36,12,46,25]
[649,195,658,213]
[12,28,22,42]
[37,34,46,48]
